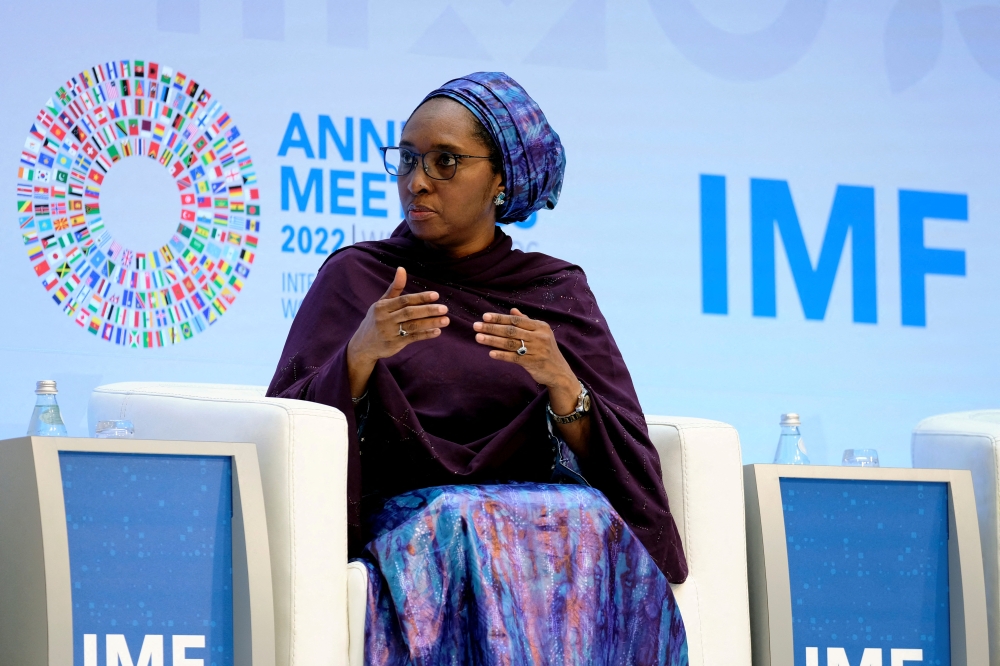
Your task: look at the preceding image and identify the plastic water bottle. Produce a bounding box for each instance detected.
[27,380,69,437]
[773,413,810,464]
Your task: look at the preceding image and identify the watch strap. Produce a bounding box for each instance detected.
[547,383,590,425]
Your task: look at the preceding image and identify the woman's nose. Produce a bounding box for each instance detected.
[407,166,433,194]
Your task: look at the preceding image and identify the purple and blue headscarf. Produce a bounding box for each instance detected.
[421,72,566,224]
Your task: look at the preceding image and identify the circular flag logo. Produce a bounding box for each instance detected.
[16,60,259,347]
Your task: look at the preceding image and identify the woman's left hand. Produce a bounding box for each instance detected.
[474,308,580,413]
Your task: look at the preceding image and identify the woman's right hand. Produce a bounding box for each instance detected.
[346,266,449,398]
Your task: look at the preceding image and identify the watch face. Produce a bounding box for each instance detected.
[582,393,591,412]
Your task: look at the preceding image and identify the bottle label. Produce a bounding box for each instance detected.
[40,407,63,425]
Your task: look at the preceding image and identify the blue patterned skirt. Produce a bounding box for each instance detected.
[358,483,687,666]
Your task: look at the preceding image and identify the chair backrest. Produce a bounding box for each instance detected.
[912,410,1000,665]
[89,382,349,666]
[647,416,753,666]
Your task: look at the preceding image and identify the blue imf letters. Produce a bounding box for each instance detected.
[780,478,950,666]
[60,452,234,666]
[700,175,968,326]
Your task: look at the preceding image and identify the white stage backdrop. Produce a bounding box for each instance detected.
[3,0,998,467]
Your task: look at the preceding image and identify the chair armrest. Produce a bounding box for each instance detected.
[646,415,752,666]
[89,382,350,666]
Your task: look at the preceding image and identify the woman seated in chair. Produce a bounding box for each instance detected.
[267,72,688,666]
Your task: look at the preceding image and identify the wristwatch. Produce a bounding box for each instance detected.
[547,382,591,424]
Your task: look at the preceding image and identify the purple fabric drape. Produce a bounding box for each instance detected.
[266,222,688,582]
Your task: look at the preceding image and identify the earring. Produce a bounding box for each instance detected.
[493,192,506,206]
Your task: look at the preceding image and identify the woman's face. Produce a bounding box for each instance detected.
[397,97,504,257]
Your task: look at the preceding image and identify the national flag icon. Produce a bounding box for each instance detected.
[18,167,35,180]
[56,169,69,182]
[37,108,55,128]
[181,193,195,205]
[33,260,51,277]
[245,219,260,232]
[54,218,69,231]
[245,235,257,248]
[83,143,98,159]
[85,203,100,215]
[18,200,32,213]
[38,153,54,168]
[240,249,255,263]
[56,262,71,278]
[171,161,184,177]
[87,170,104,185]
[197,196,211,208]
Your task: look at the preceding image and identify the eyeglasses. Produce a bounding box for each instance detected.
[380,147,491,181]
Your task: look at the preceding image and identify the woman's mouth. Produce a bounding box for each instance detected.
[408,204,437,221]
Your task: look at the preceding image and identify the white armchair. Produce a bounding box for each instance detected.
[89,382,751,666]
[912,410,1000,665]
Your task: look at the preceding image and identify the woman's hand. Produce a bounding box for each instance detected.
[474,308,590,459]
[473,308,575,396]
[347,267,450,398]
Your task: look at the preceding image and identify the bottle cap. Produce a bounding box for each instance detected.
[780,413,800,426]
[35,380,58,395]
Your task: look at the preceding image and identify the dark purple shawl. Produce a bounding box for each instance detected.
[266,223,688,582]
